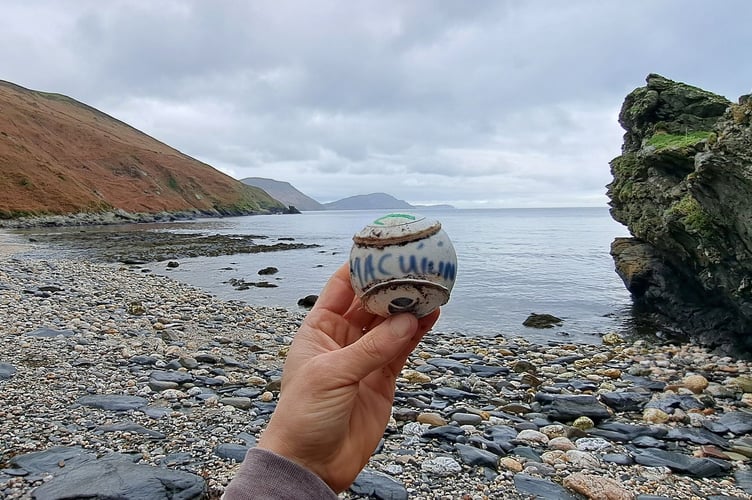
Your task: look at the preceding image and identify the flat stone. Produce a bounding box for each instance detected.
[484,425,518,451]
[402,369,432,384]
[141,406,172,419]
[30,453,205,500]
[422,425,465,442]
[702,420,729,434]
[451,412,482,425]
[76,395,148,412]
[149,370,193,384]
[426,358,471,376]
[129,355,158,366]
[621,374,667,391]
[148,380,179,391]
[421,456,463,476]
[574,437,610,451]
[233,388,262,399]
[196,376,226,387]
[448,352,483,361]
[563,472,633,500]
[160,453,193,467]
[194,353,220,364]
[500,403,532,414]
[534,393,612,421]
[645,394,705,413]
[735,469,752,493]
[214,443,250,462]
[220,397,252,410]
[467,436,506,456]
[633,448,732,477]
[253,402,277,414]
[470,364,509,377]
[602,453,634,465]
[632,435,666,448]
[0,362,17,379]
[455,443,498,469]
[599,391,651,412]
[97,422,166,439]
[10,447,95,474]
[26,327,74,338]
[221,356,245,367]
[434,387,478,400]
[513,473,579,499]
[551,355,586,365]
[512,446,542,462]
[567,379,599,392]
[179,357,199,369]
[417,412,446,426]
[718,411,752,435]
[589,422,667,442]
[2,468,28,477]
[665,427,729,448]
[350,469,407,500]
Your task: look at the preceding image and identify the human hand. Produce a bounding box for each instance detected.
[257,262,440,492]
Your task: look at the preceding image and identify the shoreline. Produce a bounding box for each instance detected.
[0,254,751,499]
[0,231,34,260]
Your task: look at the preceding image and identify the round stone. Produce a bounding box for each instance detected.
[683,374,709,394]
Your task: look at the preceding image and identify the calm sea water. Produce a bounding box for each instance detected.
[141,208,634,344]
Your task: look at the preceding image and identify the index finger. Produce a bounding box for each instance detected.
[311,262,356,316]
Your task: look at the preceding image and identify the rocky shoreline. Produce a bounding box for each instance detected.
[4,219,320,265]
[1,251,752,499]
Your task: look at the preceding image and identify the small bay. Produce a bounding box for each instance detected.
[139,207,633,344]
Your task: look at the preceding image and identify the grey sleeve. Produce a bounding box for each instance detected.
[223,448,338,500]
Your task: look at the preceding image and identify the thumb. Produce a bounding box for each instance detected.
[335,314,418,382]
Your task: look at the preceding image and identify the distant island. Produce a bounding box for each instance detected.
[240,177,325,211]
[241,177,454,211]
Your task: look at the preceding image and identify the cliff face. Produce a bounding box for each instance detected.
[0,81,285,218]
[608,74,752,352]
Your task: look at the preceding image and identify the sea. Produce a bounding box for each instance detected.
[137,207,635,345]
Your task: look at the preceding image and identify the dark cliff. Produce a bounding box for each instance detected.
[608,73,752,353]
[0,80,286,219]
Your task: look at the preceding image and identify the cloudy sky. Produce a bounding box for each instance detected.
[2,1,751,208]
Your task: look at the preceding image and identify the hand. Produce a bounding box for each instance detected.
[257,262,440,492]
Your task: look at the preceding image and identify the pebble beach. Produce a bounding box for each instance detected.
[1,243,752,499]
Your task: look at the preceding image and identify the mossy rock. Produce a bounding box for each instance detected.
[646,131,711,151]
[523,313,563,329]
[667,194,715,237]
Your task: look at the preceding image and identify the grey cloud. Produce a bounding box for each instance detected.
[1,0,751,208]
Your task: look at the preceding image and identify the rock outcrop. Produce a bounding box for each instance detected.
[608,74,752,353]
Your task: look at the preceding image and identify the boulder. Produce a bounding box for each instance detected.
[297,294,318,309]
[349,469,407,500]
[30,453,205,499]
[0,362,17,379]
[522,313,563,329]
[607,73,752,354]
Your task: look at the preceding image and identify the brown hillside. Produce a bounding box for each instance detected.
[0,80,284,218]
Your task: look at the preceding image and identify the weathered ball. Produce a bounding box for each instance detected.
[349,213,457,317]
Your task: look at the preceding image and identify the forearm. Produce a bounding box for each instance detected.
[223,448,338,500]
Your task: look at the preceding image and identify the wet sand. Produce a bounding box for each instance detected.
[0,231,31,259]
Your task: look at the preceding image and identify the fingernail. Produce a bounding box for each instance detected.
[389,314,416,339]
